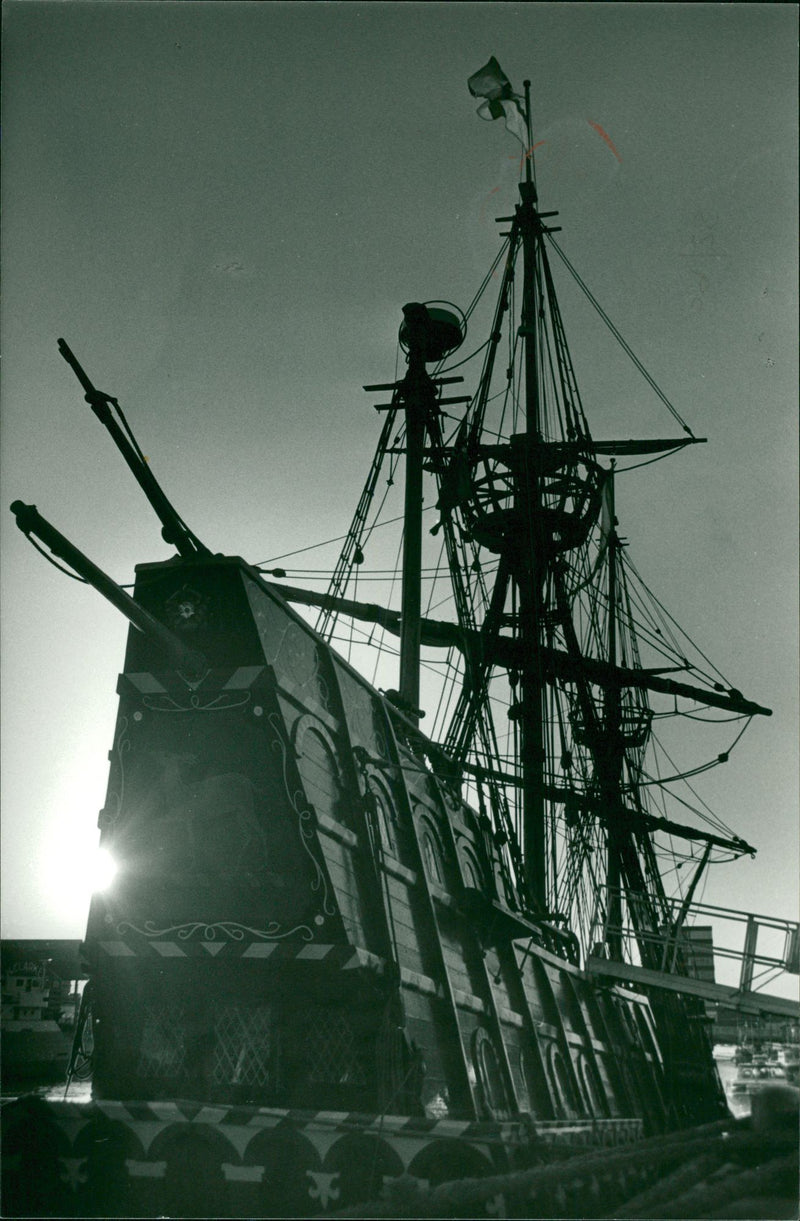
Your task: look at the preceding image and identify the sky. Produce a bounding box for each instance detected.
[2,2,797,959]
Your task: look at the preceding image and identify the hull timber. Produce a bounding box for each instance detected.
[1,558,728,1218]
[0,1096,643,1218]
[6,46,783,1220]
[85,554,696,1128]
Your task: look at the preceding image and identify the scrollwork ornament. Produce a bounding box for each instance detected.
[269,713,337,921]
[116,918,315,942]
[102,716,131,828]
[141,691,252,713]
[311,647,331,709]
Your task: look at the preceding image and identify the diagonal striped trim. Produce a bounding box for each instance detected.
[124,666,267,697]
[298,944,334,960]
[241,943,279,959]
[151,942,187,957]
[96,936,387,970]
[125,673,168,694]
[98,940,136,956]
[223,666,266,689]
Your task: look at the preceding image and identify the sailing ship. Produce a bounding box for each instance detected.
[4,60,776,1217]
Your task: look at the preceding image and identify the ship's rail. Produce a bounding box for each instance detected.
[589,890,799,1019]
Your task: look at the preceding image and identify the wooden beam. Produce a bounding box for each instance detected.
[585,956,799,1019]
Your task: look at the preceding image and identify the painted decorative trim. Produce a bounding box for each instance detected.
[115,919,316,943]
[141,690,252,713]
[269,712,337,927]
[99,716,130,830]
[108,707,342,953]
[97,939,387,969]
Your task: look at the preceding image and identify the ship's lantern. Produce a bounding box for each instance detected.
[399,302,466,363]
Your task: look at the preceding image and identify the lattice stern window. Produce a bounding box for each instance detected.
[212,1003,275,1089]
[300,1007,369,1086]
[137,1005,189,1080]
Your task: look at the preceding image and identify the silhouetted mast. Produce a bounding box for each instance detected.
[515,80,549,909]
[58,339,210,559]
[396,304,465,721]
[10,500,207,680]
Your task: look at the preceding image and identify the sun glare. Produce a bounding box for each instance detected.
[43,823,119,932]
[92,846,118,892]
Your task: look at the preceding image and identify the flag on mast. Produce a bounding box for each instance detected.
[467,57,528,148]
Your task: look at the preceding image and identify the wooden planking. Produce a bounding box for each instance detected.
[295,731,342,821]
[518,952,560,1027]
[592,1051,626,1118]
[318,835,369,945]
[500,1023,540,1113]
[543,961,583,1034]
[401,988,471,1118]
[440,951,474,1004]
[437,915,488,1005]
[480,946,518,1019]
[380,705,478,1118]
[381,876,430,979]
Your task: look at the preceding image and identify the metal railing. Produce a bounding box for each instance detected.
[591,889,799,995]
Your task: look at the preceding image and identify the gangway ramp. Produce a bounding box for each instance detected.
[585,955,799,1019]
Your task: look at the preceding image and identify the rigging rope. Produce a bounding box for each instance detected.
[254,507,436,567]
[623,552,732,686]
[23,534,89,582]
[545,234,696,438]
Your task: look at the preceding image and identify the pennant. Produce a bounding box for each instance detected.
[467,57,528,148]
[599,473,614,543]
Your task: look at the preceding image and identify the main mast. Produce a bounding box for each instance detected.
[603,468,625,959]
[309,57,768,957]
[515,80,550,911]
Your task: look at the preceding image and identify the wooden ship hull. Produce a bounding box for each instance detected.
[10,51,786,1220]
[1,555,725,1219]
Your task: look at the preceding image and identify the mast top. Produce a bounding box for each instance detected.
[522,79,535,192]
[398,303,465,365]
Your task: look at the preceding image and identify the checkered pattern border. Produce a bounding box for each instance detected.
[43,1097,641,1149]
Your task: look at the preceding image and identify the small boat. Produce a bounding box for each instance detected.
[729,1058,791,1100]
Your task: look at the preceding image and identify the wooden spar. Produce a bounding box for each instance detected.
[516,178,548,910]
[270,585,771,719]
[539,649,772,718]
[474,437,707,461]
[455,764,756,855]
[397,305,439,719]
[604,470,624,958]
[57,339,210,559]
[10,501,207,681]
